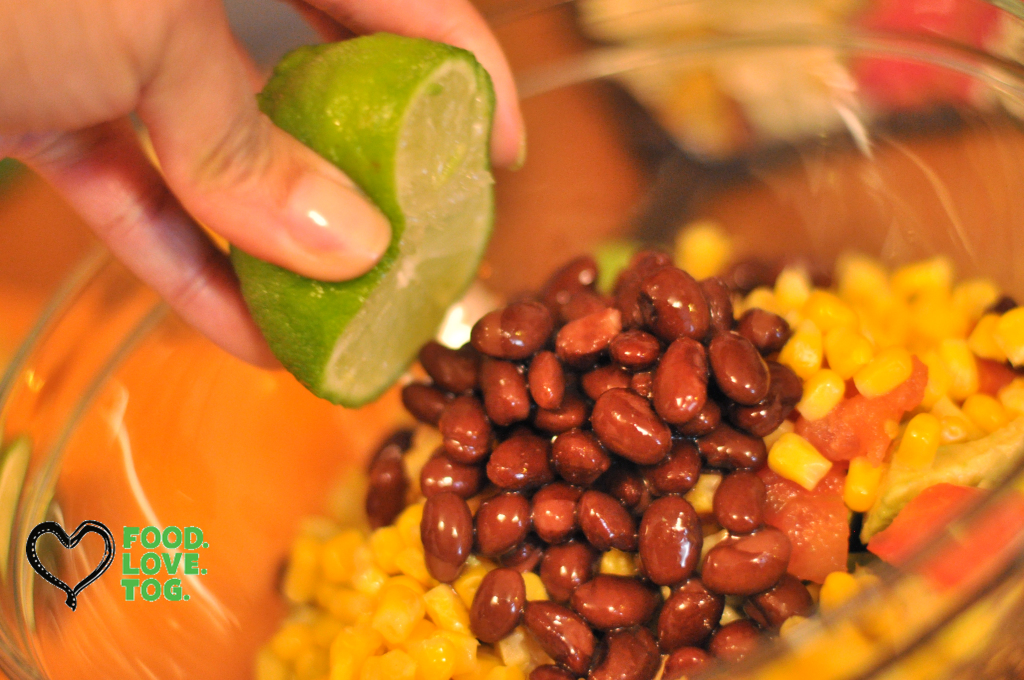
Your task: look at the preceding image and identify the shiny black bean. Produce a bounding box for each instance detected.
[475,493,531,557]
[657,578,724,651]
[588,627,660,680]
[708,332,770,406]
[523,602,595,677]
[402,383,451,425]
[419,341,479,393]
[736,309,791,355]
[696,423,767,471]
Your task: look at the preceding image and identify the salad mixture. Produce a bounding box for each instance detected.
[255,224,1024,680]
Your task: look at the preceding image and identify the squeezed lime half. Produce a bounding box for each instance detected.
[231,34,495,406]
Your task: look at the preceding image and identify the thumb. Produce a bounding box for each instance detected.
[137,0,391,282]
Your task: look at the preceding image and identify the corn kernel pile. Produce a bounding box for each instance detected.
[258,222,1024,680]
[734,251,1024,512]
[257,428,558,680]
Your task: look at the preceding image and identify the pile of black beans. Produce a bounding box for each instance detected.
[367,251,811,680]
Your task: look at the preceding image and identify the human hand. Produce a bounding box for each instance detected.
[0,0,524,365]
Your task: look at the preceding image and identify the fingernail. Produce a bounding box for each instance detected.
[286,171,392,279]
[509,131,527,171]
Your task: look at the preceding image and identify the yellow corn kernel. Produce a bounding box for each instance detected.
[803,291,857,333]
[438,631,479,676]
[316,582,341,610]
[962,393,1009,434]
[996,307,1024,367]
[453,562,494,608]
[322,529,364,584]
[382,575,427,597]
[968,314,1008,362]
[763,420,795,449]
[775,266,813,312]
[352,549,389,597]
[271,621,315,662]
[952,278,1000,322]
[372,583,426,646]
[372,526,406,575]
[939,339,979,401]
[684,472,722,516]
[778,319,823,379]
[998,378,1024,415]
[939,416,971,444]
[485,668,525,680]
[360,650,417,680]
[779,615,808,638]
[892,413,941,468]
[496,627,532,668]
[917,349,950,410]
[330,628,385,680]
[796,369,845,421]
[497,622,552,671]
[891,256,953,300]
[600,549,639,577]
[836,253,889,304]
[719,604,743,626]
[853,347,913,398]
[295,646,330,680]
[824,327,874,380]
[674,220,732,279]
[405,619,440,649]
[768,433,833,491]
[455,651,502,680]
[739,287,780,316]
[778,307,802,331]
[283,535,322,604]
[858,300,911,350]
[396,546,435,586]
[910,292,969,344]
[819,571,860,613]
[843,457,884,513]
[397,503,426,550]
[325,588,374,625]
[350,565,385,598]
[931,396,984,444]
[409,635,457,680]
[522,572,549,601]
[255,647,289,680]
[424,585,471,634]
[313,615,344,648]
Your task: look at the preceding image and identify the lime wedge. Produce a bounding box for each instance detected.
[231,34,495,406]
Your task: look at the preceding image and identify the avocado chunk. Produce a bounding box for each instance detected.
[862,416,1024,542]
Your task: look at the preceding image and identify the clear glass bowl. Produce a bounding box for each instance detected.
[5,3,1024,678]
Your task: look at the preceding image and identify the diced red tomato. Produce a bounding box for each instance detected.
[796,358,927,464]
[858,0,1000,46]
[853,0,1001,109]
[924,491,1024,589]
[868,483,1024,590]
[867,483,982,564]
[976,357,1017,396]
[759,467,849,584]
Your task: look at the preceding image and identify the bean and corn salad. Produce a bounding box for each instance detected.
[256,224,1024,680]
